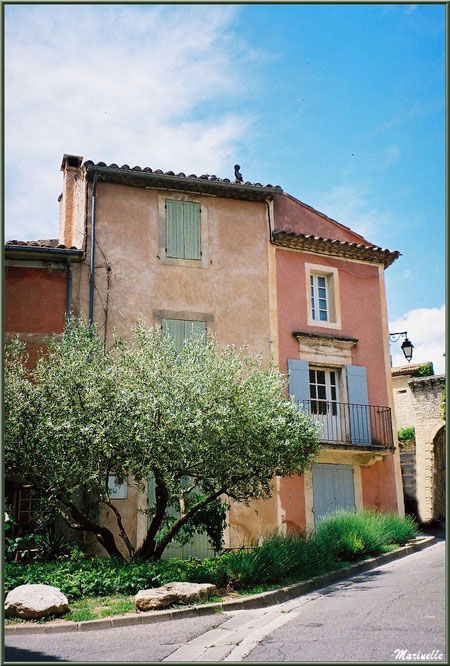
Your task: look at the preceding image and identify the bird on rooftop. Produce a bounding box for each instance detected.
[234,164,243,183]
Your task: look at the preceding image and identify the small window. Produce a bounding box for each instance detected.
[310,274,329,321]
[108,475,128,500]
[305,263,341,329]
[162,319,206,351]
[18,486,43,526]
[166,200,201,260]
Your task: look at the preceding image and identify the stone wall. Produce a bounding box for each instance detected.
[392,367,445,523]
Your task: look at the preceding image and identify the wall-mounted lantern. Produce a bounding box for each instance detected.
[389,331,414,363]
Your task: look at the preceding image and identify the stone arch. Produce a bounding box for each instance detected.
[432,425,446,521]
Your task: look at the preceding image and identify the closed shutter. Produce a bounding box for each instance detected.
[346,365,371,444]
[166,200,201,260]
[183,202,201,260]
[166,200,185,258]
[162,318,186,351]
[287,358,311,412]
[162,319,206,352]
[312,463,355,525]
[184,320,206,342]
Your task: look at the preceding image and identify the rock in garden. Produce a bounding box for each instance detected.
[5,584,69,619]
[135,581,217,611]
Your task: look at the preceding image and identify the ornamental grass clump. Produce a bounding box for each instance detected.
[313,510,386,561]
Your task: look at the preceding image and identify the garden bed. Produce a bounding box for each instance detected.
[5,510,416,624]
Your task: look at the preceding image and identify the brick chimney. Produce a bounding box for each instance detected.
[59,154,85,249]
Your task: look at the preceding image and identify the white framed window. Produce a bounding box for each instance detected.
[108,475,128,500]
[305,263,341,329]
[310,274,329,322]
[18,486,43,526]
[309,367,340,415]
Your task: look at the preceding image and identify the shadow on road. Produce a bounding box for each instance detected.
[5,646,69,663]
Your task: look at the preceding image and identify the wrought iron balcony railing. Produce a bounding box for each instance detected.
[299,400,393,448]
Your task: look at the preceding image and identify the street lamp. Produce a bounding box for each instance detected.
[389,331,414,363]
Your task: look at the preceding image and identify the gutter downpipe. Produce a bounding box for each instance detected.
[66,255,72,331]
[88,170,99,335]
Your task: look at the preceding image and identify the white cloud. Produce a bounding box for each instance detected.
[389,305,446,374]
[5,4,254,240]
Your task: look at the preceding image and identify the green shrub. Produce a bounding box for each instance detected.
[4,511,417,600]
[411,363,434,378]
[376,512,417,545]
[397,426,415,442]
[314,511,385,561]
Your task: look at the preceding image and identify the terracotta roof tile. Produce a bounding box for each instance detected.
[272,229,400,268]
[82,160,282,191]
[5,239,79,250]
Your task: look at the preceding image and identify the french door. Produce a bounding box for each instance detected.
[309,368,341,441]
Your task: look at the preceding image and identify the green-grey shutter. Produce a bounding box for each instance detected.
[166,200,185,258]
[288,359,311,412]
[183,201,201,260]
[162,319,206,351]
[184,320,206,342]
[166,200,201,260]
[346,365,371,444]
[162,318,185,351]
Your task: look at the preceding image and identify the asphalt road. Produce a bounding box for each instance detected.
[4,540,445,663]
[244,540,446,662]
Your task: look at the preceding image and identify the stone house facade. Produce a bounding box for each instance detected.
[5,153,405,556]
[392,364,445,524]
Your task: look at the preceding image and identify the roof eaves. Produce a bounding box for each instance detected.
[83,162,283,201]
[272,229,400,268]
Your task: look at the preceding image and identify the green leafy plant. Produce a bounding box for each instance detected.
[411,362,434,378]
[397,426,416,450]
[5,317,321,561]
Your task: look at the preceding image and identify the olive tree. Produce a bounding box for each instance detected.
[5,317,321,560]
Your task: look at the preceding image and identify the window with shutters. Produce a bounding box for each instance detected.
[162,318,206,351]
[305,263,341,330]
[165,199,201,260]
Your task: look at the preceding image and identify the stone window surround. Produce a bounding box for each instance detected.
[293,331,357,405]
[305,262,341,330]
[157,193,209,269]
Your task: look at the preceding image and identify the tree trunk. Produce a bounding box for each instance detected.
[135,468,169,560]
[61,499,125,560]
[151,488,224,561]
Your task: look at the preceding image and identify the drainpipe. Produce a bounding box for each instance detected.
[88,170,99,334]
[66,255,72,330]
[266,199,274,244]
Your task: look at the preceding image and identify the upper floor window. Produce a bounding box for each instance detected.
[310,274,329,322]
[305,263,341,330]
[165,200,201,260]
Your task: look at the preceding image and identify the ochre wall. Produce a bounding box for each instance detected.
[70,180,277,550]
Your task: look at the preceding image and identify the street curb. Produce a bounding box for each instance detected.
[4,535,436,635]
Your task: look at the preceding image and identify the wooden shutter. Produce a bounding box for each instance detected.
[162,319,206,352]
[346,365,371,444]
[166,200,185,258]
[166,200,201,260]
[312,463,355,525]
[184,320,206,342]
[287,359,311,411]
[183,201,201,260]
[162,319,185,351]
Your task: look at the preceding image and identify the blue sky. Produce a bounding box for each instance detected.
[5,3,445,371]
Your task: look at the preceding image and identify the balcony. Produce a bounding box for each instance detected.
[299,400,394,450]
